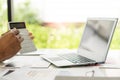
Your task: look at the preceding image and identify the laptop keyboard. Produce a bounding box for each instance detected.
[59,54,95,64]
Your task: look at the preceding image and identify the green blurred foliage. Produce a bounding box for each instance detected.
[14,0,40,24]
[0,0,8,34]
[26,23,120,49]
[26,23,84,49]
[110,22,120,49]
[0,0,120,49]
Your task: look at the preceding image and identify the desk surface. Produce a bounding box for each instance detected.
[0,49,120,79]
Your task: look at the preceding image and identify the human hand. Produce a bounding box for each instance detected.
[28,32,34,40]
[11,28,24,43]
[0,28,23,61]
[1,28,24,43]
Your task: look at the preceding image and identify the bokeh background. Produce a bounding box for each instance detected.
[0,0,120,49]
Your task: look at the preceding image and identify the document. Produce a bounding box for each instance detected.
[2,68,58,80]
[3,56,51,68]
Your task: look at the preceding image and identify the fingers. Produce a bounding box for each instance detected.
[11,28,20,35]
[16,34,24,43]
[11,28,24,43]
[29,32,34,39]
[10,28,34,42]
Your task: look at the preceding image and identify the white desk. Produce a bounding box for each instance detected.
[0,50,120,80]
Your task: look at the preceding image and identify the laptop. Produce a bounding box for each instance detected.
[41,18,118,67]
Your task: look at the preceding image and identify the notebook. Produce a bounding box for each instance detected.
[41,18,118,67]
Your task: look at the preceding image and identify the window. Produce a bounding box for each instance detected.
[8,0,120,49]
[0,0,7,34]
[12,0,120,22]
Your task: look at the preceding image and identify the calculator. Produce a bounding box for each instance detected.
[8,22,37,53]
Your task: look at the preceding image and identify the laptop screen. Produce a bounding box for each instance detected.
[78,18,118,62]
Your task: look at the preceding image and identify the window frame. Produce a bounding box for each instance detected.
[7,0,13,22]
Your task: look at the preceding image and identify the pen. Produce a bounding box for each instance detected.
[3,70,15,76]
